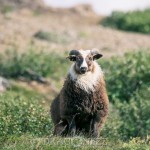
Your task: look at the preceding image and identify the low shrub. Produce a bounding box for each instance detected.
[0,92,52,137]
[101,50,150,102]
[116,85,150,139]
[101,9,150,34]
[101,103,122,139]
[0,49,70,81]
[34,30,69,44]
[100,50,150,139]
[0,5,14,14]
[102,87,149,140]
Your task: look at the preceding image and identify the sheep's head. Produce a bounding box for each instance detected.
[67,49,102,74]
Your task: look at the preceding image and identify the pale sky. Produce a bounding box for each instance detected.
[43,0,150,15]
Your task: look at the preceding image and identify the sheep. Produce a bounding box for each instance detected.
[50,49,109,137]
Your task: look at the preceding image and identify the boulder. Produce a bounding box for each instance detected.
[0,77,10,92]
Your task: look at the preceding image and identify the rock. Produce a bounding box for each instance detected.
[0,77,10,92]
[69,4,96,16]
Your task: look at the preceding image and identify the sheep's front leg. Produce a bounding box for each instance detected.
[66,116,76,136]
[90,118,99,138]
[54,121,68,136]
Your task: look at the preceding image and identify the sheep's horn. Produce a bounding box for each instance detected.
[91,48,99,55]
[69,50,79,56]
[66,50,79,61]
[91,48,103,60]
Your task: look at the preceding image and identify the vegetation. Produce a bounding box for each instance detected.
[101,51,150,139]
[0,5,14,14]
[34,30,69,44]
[0,49,70,81]
[101,9,150,34]
[0,49,149,149]
[0,92,52,137]
[0,135,149,150]
[102,51,150,102]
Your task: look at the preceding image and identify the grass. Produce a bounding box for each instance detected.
[1,135,150,150]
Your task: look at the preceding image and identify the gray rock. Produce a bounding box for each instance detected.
[0,77,10,92]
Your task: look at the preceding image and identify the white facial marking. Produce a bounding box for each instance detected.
[80,58,87,68]
[79,50,90,69]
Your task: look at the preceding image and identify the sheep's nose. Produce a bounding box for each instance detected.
[80,67,87,74]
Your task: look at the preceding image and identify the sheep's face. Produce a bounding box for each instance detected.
[67,49,102,74]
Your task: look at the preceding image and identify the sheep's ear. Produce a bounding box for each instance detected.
[93,53,103,60]
[91,49,103,60]
[66,50,79,61]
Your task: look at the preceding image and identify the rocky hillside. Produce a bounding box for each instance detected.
[0,0,45,11]
[0,0,150,57]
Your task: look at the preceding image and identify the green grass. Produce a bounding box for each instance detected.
[101,9,150,34]
[0,49,149,149]
[0,135,149,150]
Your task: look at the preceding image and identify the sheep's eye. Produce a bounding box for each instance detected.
[87,57,92,61]
[89,57,93,61]
[77,56,82,61]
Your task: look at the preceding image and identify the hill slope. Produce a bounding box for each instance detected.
[0,4,150,57]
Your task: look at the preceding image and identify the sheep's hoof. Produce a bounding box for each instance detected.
[53,124,67,136]
[89,131,99,138]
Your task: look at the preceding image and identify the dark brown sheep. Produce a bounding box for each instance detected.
[50,49,109,137]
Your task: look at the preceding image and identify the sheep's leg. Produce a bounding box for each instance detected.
[53,121,68,136]
[89,118,99,138]
[66,116,76,136]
